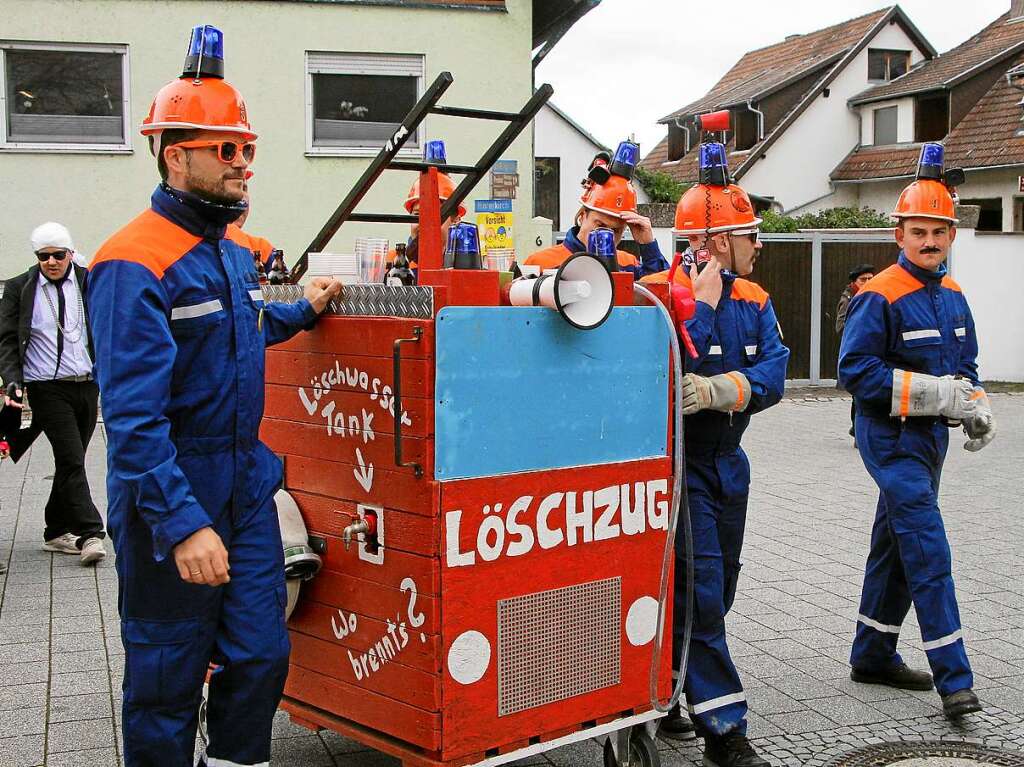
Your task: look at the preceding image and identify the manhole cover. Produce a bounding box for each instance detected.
[826,741,1024,767]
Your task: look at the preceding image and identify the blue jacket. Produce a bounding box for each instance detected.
[524,226,669,279]
[838,252,979,417]
[88,184,318,560]
[643,261,789,452]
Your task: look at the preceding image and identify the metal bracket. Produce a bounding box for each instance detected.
[393,327,423,479]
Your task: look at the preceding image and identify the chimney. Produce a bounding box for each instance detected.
[1013,0,1024,19]
[785,33,801,41]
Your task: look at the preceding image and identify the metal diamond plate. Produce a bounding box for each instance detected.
[261,284,433,318]
[496,577,620,717]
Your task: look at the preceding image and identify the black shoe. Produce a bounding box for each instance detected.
[851,662,934,691]
[942,688,982,719]
[658,702,696,741]
[703,732,769,767]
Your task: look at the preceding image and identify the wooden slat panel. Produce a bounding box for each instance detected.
[311,532,439,596]
[262,418,433,478]
[277,316,434,359]
[284,455,436,516]
[284,665,441,751]
[266,349,432,398]
[749,241,812,379]
[820,241,900,380]
[265,383,431,439]
[289,631,441,710]
[302,570,439,634]
[289,490,439,556]
[289,599,440,674]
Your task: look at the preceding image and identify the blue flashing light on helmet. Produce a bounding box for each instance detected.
[917,142,945,181]
[587,227,617,267]
[182,24,225,79]
[609,140,640,180]
[424,140,447,166]
[445,222,482,270]
[699,142,729,187]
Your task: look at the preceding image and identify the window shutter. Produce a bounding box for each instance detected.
[307,52,423,77]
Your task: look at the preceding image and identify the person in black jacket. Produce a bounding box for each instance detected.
[836,264,876,439]
[0,222,106,566]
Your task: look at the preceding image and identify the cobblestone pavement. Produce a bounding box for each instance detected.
[1,396,1021,766]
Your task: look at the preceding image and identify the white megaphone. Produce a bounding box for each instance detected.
[506,253,614,330]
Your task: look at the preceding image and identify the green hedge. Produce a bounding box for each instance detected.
[760,206,892,232]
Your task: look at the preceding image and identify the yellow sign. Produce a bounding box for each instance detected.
[477,212,513,254]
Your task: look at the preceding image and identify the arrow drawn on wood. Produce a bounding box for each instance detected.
[353,447,374,493]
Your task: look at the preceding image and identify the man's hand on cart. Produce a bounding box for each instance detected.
[174,527,231,586]
[304,276,344,314]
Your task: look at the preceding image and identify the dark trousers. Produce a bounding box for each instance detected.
[25,380,104,545]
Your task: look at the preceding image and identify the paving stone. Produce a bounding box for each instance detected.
[48,692,113,723]
[0,734,44,767]
[0,707,45,737]
[46,718,116,752]
[45,748,120,767]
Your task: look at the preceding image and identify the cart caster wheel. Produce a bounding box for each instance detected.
[603,729,660,767]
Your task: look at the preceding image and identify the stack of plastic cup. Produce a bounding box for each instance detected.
[484,248,514,271]
[354,237,389,283]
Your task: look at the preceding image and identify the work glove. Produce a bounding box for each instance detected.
[680,372,751,416]
[963,388,996,452]
[890,371,976,420]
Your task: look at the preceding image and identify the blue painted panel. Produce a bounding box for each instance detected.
[434,306,669,480]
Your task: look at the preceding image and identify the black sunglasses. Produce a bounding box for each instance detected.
[35,249,70,262]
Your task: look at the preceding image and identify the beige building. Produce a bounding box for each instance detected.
[0,0,595,277]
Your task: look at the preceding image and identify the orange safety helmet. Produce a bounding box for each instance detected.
[141,25,256,152]
[579,174,638,219]
[892,179,957,224]
[404,173,467,218]
[674,183,761,236]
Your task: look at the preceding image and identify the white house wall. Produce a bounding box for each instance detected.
[534,104,605,237]
[742,21,927,213]
[0,0,534,277]
[858,97,916,145]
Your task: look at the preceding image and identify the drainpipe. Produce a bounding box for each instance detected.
[746,99,765,140]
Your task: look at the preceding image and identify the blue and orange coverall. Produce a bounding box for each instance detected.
[643,259,789,736]
[839,252,978,696]
[525,225,668,279]
[88,183,319,767]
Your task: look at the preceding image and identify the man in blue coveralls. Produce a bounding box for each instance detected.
[643,139,788,767]
[87,27,342,766]
[839,143,995,720]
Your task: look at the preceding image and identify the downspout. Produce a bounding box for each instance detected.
[746,99,765,140]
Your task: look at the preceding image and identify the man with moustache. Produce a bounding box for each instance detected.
[839,143,993,720]
[87,26,341,767]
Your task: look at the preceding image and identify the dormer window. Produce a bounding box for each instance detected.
[868,49,910,82]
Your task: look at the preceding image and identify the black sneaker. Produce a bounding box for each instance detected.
[703,732,769,767]
[942,688,982,719]
[851,662,934,691]
[658,702,696,741]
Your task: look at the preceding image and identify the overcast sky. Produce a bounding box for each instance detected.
[536,0,1011,155]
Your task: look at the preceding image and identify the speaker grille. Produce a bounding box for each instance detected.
[497,577,621,717]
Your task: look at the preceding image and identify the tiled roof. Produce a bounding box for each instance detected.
[832,52,1024,180]
[851,12,1024,104]
[660,8,893,121]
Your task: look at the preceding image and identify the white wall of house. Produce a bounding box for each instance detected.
[534,103,605,237]
[847,166,1024,230]
[742,21,927,213]
[858,97,916,145]
[949,228,1024,381]
[0,0,534,278]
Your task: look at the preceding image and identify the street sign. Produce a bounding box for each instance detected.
[475,199,514,213]
[492,159,518,175]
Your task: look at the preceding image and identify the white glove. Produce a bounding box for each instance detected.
[680,372,751,415]
[891,371,977,420]
[963,389,996,452]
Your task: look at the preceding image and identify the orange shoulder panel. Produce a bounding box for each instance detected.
[730,278,769,309]
[615,249,639,267]
[523,244,570,270]
[941,274,963,293]
[639,268,693,288]
[225,224,274,263]
[860,264,923,303]
[91,209,201,279]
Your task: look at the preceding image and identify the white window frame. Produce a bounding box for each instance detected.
[0,40,132,154]
[305,51,424,158]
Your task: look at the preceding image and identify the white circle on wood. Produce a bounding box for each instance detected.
[626,596,659,646]
[447,630,491,685]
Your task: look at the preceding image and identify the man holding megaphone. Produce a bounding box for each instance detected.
[525,141,669,278]
[641,130,788,767]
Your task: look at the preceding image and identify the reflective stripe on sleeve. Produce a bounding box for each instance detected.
[248,289,265,302]
[171,299,223,320]
[955,327,966,338]
[858,613,902,633]
[708,345,723,355]
[744,345,757,355]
